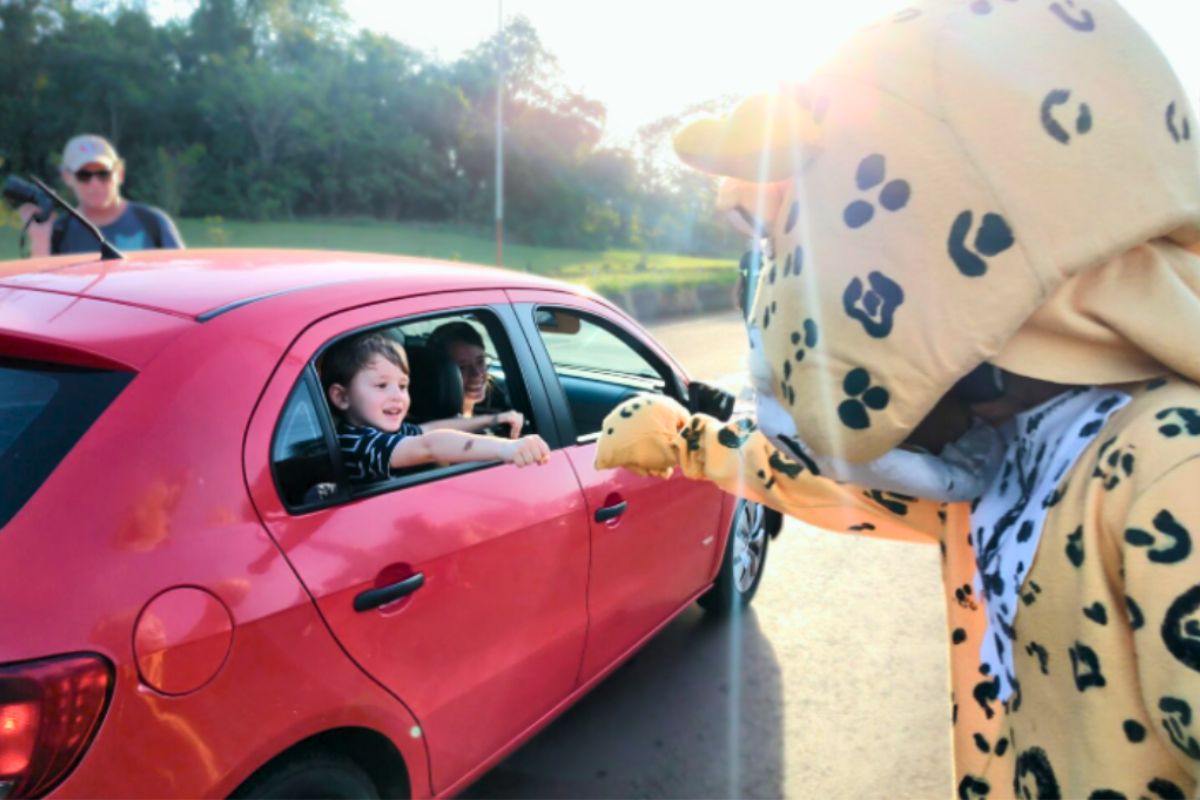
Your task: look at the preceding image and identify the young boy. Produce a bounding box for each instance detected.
[323,331,549,484]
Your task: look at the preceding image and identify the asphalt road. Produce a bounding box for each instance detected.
[465,313,953,799]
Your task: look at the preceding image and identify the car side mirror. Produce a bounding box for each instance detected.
[535,309,581,335]
[687,380,735,422]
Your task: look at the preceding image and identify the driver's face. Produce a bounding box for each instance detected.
[63,161,123,214]
[448,341,489,404]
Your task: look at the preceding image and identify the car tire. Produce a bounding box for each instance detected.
[233,752,380,799]
[698,499,770,615]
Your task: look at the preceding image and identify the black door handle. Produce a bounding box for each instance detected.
[594,501,628,523]
[354,573,425,612]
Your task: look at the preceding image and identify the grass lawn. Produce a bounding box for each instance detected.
[0,215,737,294]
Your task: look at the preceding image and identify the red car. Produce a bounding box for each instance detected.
[0,250,774,798]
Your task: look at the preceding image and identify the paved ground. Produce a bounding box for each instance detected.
[465,313,953,799]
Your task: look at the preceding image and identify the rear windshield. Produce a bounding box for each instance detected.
[0,358,132,529]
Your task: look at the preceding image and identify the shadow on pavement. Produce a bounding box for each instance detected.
[464,604,783,799]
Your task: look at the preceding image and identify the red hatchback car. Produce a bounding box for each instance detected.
[0,250,774,798]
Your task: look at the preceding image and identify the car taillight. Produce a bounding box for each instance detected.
[0,655,112,799]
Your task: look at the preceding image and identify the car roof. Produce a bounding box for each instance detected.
[0,248,588,321]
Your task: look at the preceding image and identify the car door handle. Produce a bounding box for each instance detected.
[354,573,425,612]
[594,501,628,523]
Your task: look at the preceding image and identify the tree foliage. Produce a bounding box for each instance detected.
[0,0,735,253]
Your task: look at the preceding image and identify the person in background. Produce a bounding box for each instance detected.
[18,134,183,256]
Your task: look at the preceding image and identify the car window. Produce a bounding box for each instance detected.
[0,358,132,529]
[532,307,669,441]
[271,374,341,510]
[272,308,535,509]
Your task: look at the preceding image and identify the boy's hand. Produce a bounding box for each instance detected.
[493,410,524,439]
[503,435,550,467]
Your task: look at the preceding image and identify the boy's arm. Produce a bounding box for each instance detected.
[390,430,548,469]
[421,410,524,439]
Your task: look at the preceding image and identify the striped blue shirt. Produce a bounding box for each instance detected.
[337,421,423,485]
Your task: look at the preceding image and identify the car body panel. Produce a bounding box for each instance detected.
[244,291,592,793]
[0,250,578,320]
[506,291,727,681]
[0,250,739,798]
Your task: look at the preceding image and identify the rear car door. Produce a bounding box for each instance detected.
[244,292,590,793]
[508,291,727,682]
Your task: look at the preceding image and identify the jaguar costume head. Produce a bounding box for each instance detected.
[674,0,1200,463]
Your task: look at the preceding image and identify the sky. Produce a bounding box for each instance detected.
[340,0,1200,145]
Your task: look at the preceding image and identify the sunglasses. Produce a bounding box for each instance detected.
[74,169,113,184]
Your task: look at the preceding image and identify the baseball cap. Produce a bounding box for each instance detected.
[61,135,120,172]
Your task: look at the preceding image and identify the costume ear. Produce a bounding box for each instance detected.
[717,178,788,237]
[673,91,823,183]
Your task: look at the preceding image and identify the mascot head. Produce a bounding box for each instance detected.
[677,0,1200,462]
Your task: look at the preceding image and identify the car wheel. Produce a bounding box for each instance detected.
[698,499,770,615]
[233,752,380,799]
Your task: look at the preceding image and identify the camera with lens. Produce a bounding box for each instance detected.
[3,176,55,223]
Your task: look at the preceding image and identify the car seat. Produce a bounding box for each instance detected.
[406,344,465,423]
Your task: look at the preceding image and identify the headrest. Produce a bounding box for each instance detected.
[406,345,464,422]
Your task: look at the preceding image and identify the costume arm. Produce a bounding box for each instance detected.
[1121,459,1200,787]
[596,394,945,544]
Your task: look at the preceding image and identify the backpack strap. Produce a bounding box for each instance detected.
[49,215,70,255]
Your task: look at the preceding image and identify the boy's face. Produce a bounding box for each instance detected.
[329,355,410,432]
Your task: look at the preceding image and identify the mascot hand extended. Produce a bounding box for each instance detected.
[595,394,691,478]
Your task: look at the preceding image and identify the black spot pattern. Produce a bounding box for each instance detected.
[1146,777,1186,799]
[784,201,799,234]
[1040,88,1093,144]
[838,367,890,429]
[789,319,819,364]
[843,271,905,338]
[717,418,757,449]
[847,522,877,532]
[948,210,1015,277]
[1013,746,1061,799]
[864,489,914,516]
[1159,696,1200,760]
[953,627,968,645]
[1123,719,1146,743]
[1083,602,1108,625]
[1070,525,1089,568]
[974,674,1000,719]
[958,775,990,800]
[1087,791,1125,800]
[1127,595,1145,631]
[1162,584,1200,672]
[1156,407,1200,437]
[1126,510,1192,564]
[1026,642,1050,674]
[1069,642,1107,691]
[1092,441,1135,490]
[1049,0,1095,32]
[843,153,911,228]
[1167,101,1192,144]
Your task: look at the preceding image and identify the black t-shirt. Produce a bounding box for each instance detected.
[337,420,424,485]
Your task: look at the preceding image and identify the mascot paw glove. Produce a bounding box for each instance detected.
[595,394,691,477]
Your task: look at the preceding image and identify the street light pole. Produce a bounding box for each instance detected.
[495,0,505,267]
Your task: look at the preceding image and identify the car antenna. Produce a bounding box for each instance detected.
[28,175,124,261]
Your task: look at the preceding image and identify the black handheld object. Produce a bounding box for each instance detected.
[2,174,123,260]
[2,176,54,223]
[688,380,736,422]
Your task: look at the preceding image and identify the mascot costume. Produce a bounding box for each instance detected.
[595,0,1200,796]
